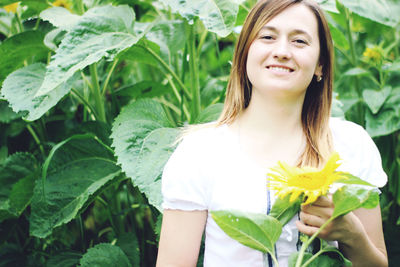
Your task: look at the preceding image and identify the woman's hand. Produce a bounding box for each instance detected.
[295,195,362,243]
[296,195,388,267]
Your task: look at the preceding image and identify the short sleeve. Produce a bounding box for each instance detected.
[355,127,387,187]
[161,134,209,211]
[331,118,387,188]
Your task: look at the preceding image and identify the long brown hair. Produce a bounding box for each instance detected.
[217,0,334,168]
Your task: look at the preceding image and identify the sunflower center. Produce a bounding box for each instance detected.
[287,173,325,190]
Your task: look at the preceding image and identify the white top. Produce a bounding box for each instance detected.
[161,117,387,267]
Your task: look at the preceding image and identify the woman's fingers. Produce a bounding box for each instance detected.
[299,210,325,227]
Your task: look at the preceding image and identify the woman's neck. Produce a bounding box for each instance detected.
[237,90,306,138]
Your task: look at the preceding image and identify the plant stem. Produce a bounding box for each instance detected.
[77,215,85,251]
[187,21,201,123]
[143,45,192,100]
[301,249,325,267]
[295,217,335,267]
[344,8,364,125]
[76,0,85,15]
[71,88,100,121]
[26,125,45,158]
[89,63,106,122]
[101,59,119,96]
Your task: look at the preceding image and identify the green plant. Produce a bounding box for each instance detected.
[0,0,399,266]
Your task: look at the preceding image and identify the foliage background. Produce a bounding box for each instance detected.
[0,0,399,266]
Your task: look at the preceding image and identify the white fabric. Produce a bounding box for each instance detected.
[161,117,387,267]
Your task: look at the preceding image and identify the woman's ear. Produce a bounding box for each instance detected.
[314,64,323,77]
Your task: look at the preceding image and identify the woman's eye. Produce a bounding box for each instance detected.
[261,35,274,40]
[294,39,307,45]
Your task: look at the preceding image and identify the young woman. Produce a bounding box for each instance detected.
[156,0,388,266]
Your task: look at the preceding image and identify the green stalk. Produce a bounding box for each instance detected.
[89,63,106,122]
[77,215,85,251]
[187,21,201,123]
[26,125,45,158]
[71,88,100,121]
[344,8,363,125]
[295,217,335,267]
[101,59,119,96]
[197,29,208,56]
[143,46,192,100]
[76,0,85,15]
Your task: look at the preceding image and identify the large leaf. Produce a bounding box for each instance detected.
[145,20,186,60]
[0,31,49,86]
[79,243,131,267]
[111,99,177,211]
[30,134,121,238]
[0,100,21,123]
[195,103,224,123]
[211,210,281,255]
[1,63,77,121]
[40,6,81,31]
[0,153,38,222]
[362,86,391,114]
[332,185,379,219]
[163,0,240,37]
[339,0,399,27]
[116,232,140,267]
[35,5,140,97]
[365,87,400,137]
[269,194,301,226]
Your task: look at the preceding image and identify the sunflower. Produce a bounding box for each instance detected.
[267,152,346,205]
[3,2,19,13]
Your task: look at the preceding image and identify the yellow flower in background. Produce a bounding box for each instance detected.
[363,46,384,66]
[52,0,72,11]
[3,2,19,13]
[267,152,346,205]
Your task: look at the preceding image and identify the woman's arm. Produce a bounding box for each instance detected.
[296,196,388,267]
[156,209,208,267]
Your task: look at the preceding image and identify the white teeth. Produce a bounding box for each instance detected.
[268,66,291,72]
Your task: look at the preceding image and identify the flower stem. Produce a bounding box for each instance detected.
[295,217,335,267]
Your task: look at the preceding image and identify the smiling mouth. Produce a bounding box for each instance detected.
[267,66,294,72]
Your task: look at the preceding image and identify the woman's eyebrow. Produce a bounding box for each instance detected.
[260,26,313,41]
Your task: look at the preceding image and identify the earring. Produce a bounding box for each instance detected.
[317,76,322,82]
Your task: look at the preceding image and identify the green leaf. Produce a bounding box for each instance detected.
[340,0,399,27]
[40,6,81,31]
[332,185,379,219]
[79,243,132,267]
[211,210,281,255]
[365,87,400,137]
[1,63,77,121]
[0,153,38,222]
[362,86,391,115]
[0,31,49,86]
[0,100,21,123]
[319,240,352,266]
[111,99,178,211]
[35,5,140,97]
[145,20,186,59]
[46,250,82,267]
[289,252,344,267]
[30,134,121,238]
[116,232,140,267]
[328,22,349,51]
[269,194,301,226]
[195,103,224,123]
[343,67,370,77]
[115,80,168,99]
[119,38,161,67]
[163,0,240,37]
[335,173,375,187]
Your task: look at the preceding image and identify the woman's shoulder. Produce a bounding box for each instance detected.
[329,117,372,145]
[178,122,232,150]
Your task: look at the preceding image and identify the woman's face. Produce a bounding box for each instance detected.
[246,4,322,98]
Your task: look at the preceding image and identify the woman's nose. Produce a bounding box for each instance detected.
[272,39,291,60]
